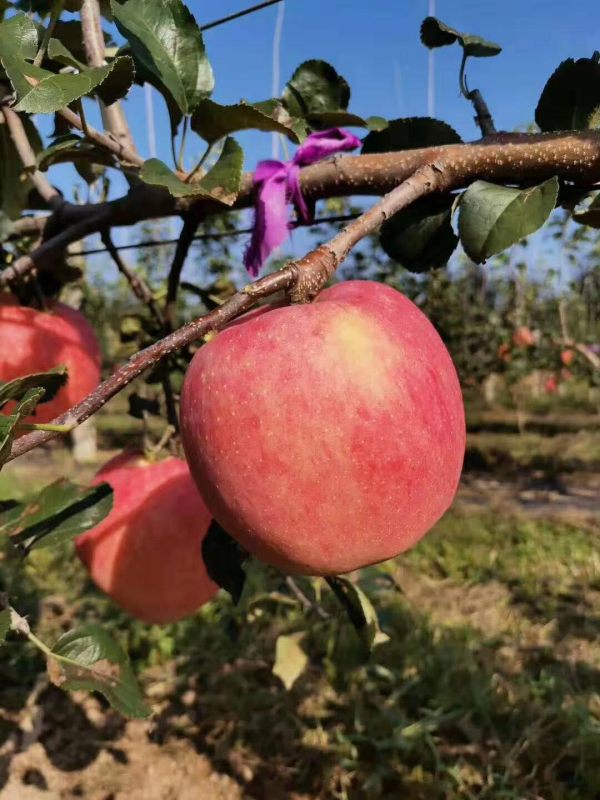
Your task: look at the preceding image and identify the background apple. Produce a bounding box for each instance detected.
[180,280,466,576]
[76,452,218,624]
[0,294,101,423]
[561,349,575,366]
[512,326,536,348]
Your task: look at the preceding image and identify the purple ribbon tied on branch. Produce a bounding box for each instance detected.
[244,128,362,276]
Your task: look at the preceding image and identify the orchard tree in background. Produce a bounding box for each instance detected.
[0,0,599,716]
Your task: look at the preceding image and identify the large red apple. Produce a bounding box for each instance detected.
[180,280,466,576]
[0,293,101,423]
[76,452,218,624]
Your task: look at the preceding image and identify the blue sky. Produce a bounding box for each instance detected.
[36,0,600,280]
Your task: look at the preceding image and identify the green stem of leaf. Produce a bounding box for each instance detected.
[177,115,190,172]
[7,605,52,655]
[458,50,469,98]
[20,422,75,434]
[33,0,67,68]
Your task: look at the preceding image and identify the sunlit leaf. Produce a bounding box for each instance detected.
[326,576,389,651]
[111,0,213,115]
[191,99,301,144]
[140,138,243,204]
[0,479,113,551]
[48,624,150,718]
[272,633,308,690]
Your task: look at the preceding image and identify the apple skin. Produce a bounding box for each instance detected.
[0,294,101,424]
[76,452,218,624]
[560,349,575,367]
[180,280,466,576]
[512,326,536,348]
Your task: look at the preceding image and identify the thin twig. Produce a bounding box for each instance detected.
[100,230,164,324]
[101,230,180,432]
[201,0,283,32]
[32,0,66,67]
[165,212,201,326]
[286,577,329,620]
[58,105,144,168]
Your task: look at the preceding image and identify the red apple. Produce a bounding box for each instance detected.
[512,326,536,348]
[76,452,218,624]
[0,294,101,423]
[497,342,512,363]
[180,280,466,576]
[560,349,575,367]
[545,375,558,394]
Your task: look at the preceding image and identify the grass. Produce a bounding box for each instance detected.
[3,506,600,799]
[466,430,600,474]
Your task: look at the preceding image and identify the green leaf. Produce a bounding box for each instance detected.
[139,159,210,198]
[0,608,10,644]
[2,52,122,114]
[420,16,460,48]
[121,44,182,137]
[96,56,135,105]
[326,576,389,652]
[197,137,244,206]
[0,13,39,62]
[272,633,308,690]
[362,117,462,154]
[306,110,370,130]
[380,194,458,272]
[46,38,135,106]
[201,520,247,604]
[282,60,350,118]
[37,134,115,172]
[535,57,600,132]
[0,367,68,409]
[0,479,113,551]
[48,624,150,718]
[140,137,243,205]
[191,99,301,145]
[49,20,116,66]
[0,388,45,467]
[111,0,213,116]
[420,16,501,57]
[458,177,559,263]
